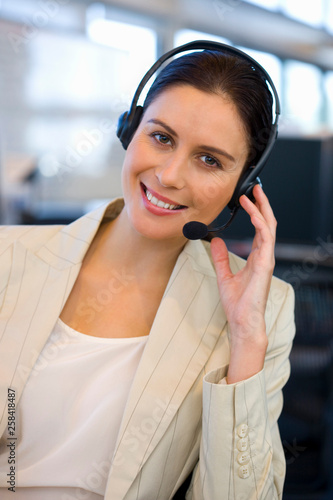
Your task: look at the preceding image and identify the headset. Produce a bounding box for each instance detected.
[117,40,280,239]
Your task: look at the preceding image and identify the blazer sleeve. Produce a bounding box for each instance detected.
[186,281,295,500]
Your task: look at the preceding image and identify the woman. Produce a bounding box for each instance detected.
[0,44,295,499]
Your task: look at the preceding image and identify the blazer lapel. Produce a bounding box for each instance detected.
[106,239,227,499]
[0,200,121,438]
[0,242,80,438]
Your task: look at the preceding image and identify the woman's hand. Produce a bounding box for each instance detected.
[210,184,277,383]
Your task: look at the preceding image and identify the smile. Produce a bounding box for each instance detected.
[142,184,186,211]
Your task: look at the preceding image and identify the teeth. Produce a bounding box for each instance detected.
[145,188,180,210]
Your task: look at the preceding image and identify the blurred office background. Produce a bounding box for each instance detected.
[0,0,333,498]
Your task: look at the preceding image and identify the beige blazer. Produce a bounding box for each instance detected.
[0,198,295,499]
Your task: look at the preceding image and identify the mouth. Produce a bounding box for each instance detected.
[141,183,187,211]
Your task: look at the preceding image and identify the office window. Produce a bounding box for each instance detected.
[25,33,125,110]
[325,0,333,34]
[284,61,323,133]
[243,0,280,10]
[324,72,333,130]
[281,0,325,28]
[174,29,230,47]
[87,18,157,102]
[23,25,157,172]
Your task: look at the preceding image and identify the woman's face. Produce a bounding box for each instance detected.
[121,84,249,242]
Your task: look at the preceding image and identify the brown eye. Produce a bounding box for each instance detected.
[200,154,221,169]
[152,132,171,145]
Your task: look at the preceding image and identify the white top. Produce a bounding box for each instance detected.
[0,318,148,499]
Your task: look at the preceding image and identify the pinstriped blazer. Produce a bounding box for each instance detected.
[0,198,295,499]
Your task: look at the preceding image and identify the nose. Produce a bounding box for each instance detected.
[154,152,187,190]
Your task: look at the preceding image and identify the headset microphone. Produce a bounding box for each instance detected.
[183,208,238,240]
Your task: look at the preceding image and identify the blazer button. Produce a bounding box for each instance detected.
[237,451,250,465]
[237,437,249,452]
[238,463,252,479]
[237,423,249,438]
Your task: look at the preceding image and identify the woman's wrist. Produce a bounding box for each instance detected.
[227,333,268,384]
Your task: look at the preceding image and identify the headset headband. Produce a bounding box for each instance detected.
[128,40,280,121]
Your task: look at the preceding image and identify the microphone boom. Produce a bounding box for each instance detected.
[182,208,238,240]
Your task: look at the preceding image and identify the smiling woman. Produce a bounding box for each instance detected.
[0,42,295,500]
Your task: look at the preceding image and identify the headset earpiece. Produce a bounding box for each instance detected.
[116,111,128,144]
[117,105,143,150]
[244,177,262,203]
[228,167,261,210]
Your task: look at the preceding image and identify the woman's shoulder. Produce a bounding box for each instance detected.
[0,224,64,253]
[0,199,123,253]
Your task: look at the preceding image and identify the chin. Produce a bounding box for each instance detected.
[130,215,184,242]
[139,225,183,242]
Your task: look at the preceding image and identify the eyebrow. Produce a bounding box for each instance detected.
[147,118,236,163]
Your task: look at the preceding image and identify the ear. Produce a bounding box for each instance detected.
[116,106,143,150]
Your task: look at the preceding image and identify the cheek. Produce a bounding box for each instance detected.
[191,172,236,215]
[122,140,151,179]
[121,151,140,189]
[120,160,129,193]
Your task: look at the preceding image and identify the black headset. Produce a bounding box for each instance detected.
[117,40,280,228]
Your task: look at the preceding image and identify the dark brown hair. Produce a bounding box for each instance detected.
[143,50,273,169]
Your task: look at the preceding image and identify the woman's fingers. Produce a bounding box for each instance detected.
[239,186,276,269]
[210,237,233,281]
[252,184,277,234]
[240,186,276,241]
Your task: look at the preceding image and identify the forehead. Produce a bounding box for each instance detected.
[143,85,249,153]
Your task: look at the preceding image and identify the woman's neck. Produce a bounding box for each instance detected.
[83,207,187,281]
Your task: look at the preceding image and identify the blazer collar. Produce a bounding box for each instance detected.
[35,198,125,270]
